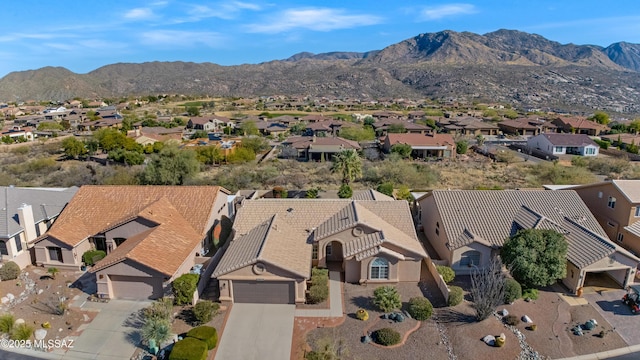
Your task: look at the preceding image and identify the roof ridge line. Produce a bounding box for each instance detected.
[256,214,277,260]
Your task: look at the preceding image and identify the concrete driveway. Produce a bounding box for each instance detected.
[585,289,640,346]
[62,299,151,360]
[216,304,295,360]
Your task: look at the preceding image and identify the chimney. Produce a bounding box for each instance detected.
[17,203,36,242]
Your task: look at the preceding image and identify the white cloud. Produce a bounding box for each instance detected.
[246,8,382,33]
[418,3,476,20]
[171,1,262,23]
[124,7,155,20]
[43,43,76,51]
[141,30,225,47]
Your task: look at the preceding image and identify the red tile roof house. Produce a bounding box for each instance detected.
[527,133,599,157]
[498,118,558,136]
[383,133,456,159]
[551,116,608,136]
[418,190,639,294]
[33,186,230,300]
[213,198,427,304]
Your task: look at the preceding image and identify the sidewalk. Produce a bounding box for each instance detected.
[555,344,640,359]
[294,270,343,317]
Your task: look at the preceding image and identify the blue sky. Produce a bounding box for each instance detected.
[1,1,639,77]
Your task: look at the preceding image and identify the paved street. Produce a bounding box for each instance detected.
[216,304,295,360]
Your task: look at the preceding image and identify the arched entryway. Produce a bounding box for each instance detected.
[325,241,344,271]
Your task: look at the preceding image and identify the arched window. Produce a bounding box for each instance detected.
[460,250,481,267]
[370,257,389,280]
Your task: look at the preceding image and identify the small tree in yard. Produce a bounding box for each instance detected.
[47,267,59,279]
[373,286,401,313]
[193,300,219,325]
[142,317,172,349]
[501,228,568,289]
[408,297,433,320]
[172,274,199,305]
[337,183,353,199]
[470,256,505,321]
[456,140,468,154]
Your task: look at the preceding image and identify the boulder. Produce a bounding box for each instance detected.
[34,329,47,340]
[6,293,15,301]
[37,289,44,295]
[521,315,533,323]
[14,318,25,325]
[499,309,509,316]
[482,335,496,346]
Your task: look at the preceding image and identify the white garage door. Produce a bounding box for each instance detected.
[233,281,295,304]
[110,275,164,300]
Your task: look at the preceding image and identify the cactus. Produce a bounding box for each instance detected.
[356,309,369,321]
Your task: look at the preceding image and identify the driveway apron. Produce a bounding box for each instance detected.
[216,304,295,360]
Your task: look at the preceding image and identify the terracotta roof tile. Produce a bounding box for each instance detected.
[386,133,455,147]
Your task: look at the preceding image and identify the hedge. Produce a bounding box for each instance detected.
[172,274,199,305]
[0,261,20,280]
[82,250,106,266]
[374,328,401,346]
[448,286,464,306]
[168,337,208,360]
[408,297,433,321]
[436,265,455,283]
[504,278,522,304]
[186,326,218,350]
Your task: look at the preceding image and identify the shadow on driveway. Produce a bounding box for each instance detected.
[595,300,635,316]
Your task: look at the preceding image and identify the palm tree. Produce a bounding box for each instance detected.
[331,149,362,184]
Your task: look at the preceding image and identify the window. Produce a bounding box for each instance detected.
[435,228,440,236]
[14,235,22,252]
[554,146,563,153]
[312,243,318,260]
[113,237,126,246]
[460,250,481,267]
[636,207,640,217]
[370,257,389,280]
[325,243,332,256]
[608,196,616,209]
[617,233,624,243]
[585,147,596,155]
[47,247,63,262]
[35,222,41,237]
[0,240,8,256]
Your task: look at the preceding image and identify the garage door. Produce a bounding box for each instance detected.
[233,281,294,304]
[110,275,164,300]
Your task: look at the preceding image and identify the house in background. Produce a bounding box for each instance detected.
[527,133,599,157]
[213,198,426,304]
[418,190,639,293]
[33,185,230,300]
[282,136,361,161]
[552,117,608,136]
[571,180,640,256]
[498,118,558,136]
[383,133,456,159]
[0,187,77,269]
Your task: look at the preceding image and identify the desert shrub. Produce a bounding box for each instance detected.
[82,250,106,266]
[376,182,394,196]
[311,267,328,286]
[0,313,15,333]
[172,273,199,305]
[0,261,20,280]
[522,288,539,300]
[11,323,34,340]
[436,265,455,283]
[337,183,353,198]
[308,284,329,304]
[504,278,522,304]
[504,314,520,326]
[144,298,173,322]
[193,300,219,325]
[456,140,468,154]
[356,309,369,321]
[408,296,433,321]
[374,328,401,346]
[272,186,288,198]
[594,139,609,149]
[448,286,463,306]
[187,325,218,350]
[373,286,401,313]
[168,337,208,360]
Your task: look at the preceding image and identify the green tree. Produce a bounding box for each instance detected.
[186,106,200,116]
[500,229,568,288]
[456,140,468,154]
[141,146,200,185]
[629,120,640,134]
[62,137,87,159]
[339,126,375,141]
[191,130,208,139]
[376,182,394,196]
[373,286,401,313]
[390,143,412,158]
[241,137,270,154]
[239,121,259,136]
[141,317,172,349]
[396,185,412,201]
[331,149,362,184]
[589,111,610,125]
[195,146,224,165]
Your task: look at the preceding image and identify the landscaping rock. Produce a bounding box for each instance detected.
[521,315,532,323]
[6,293,15,301]
[37,289,44,295]
[83,314,90,322]
[395,313,405,322]
[499,309,509,316]
[361,335,372,344]
[1,297,8,304]
[14,318,25,325]
[35,329,47,340]
[482,335,496,346]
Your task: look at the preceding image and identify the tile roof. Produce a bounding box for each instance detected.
[0,187,78,238]
[351,189,395,201]
[90,197,207,276]
[214,199,425,277]
[40,185,226,247]
[284,136,361,150]
[386,133,455,147]
[429,190,632,268]
[553,117,608,131]
[534,134,598,147]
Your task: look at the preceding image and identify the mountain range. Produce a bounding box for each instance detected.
[2,29,640,114]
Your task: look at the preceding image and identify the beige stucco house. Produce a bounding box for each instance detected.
[571,180,640,256]
[0,187,77,269]
[33,185,230,300]
[418,190,639,293]
[213,198,427,304]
